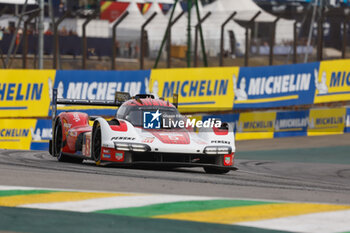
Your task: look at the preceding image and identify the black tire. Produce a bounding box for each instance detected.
[203,167,230,174]
[92,122,102,165]
[54,119,83,163]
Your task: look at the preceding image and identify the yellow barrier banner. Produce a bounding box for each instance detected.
[0,119,37,150]
[0,70,56,117]
[307,108,346,136]
[149,67,238,112]
[235,111,276,140]
[314,59,350,103]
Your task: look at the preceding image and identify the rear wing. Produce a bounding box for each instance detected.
[51,88,130,121]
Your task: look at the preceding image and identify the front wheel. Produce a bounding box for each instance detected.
[203,167,230,174]
[92,122,102,165]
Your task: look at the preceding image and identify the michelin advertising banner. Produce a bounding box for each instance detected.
[149,67,238,112]
[0,119,38,150]
[308,108,346,136]
[202,107,347,141]
[274,110,309,138]
[0,69,150,117]
[314,59,350,104]
[0,70,56,117]
[235,111,276,140]
[0,119,51,151]
[53,70,151,116]
[233,63,319,109]
[2,61,350,118]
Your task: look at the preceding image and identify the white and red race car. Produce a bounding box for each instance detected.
[49,90,236,174]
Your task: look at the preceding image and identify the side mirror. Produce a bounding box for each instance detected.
[173,93,178,108]
[115,92,131,103]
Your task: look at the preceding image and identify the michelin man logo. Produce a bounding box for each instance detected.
[314,69,328,94]
[233,75,248,101]
[236,121,243,133]
[48,78,64,101]
[308,117,315,129]
[30,127,41,141]
[145,78,159,99]
[57,81,64,98]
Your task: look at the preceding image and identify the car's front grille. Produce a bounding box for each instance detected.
[132,152,217,165]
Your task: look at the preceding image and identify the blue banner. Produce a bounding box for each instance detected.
[30,119,52,151]
[345,108,350,133]
[233,63,319,109]
[274,110,309,138]
[52,70,151,116]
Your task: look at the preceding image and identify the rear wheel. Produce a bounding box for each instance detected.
[54,119,83,163]
[92,123,102,165]
[203,167,230,174]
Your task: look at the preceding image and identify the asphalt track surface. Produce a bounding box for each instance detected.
[0,134,349,204]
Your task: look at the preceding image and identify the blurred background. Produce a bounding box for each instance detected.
[0,0,349,70]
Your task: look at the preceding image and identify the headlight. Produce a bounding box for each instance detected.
[204,146,231,155]
[114,143,130,151]
[131,144,149,152]
[114,142,150,152]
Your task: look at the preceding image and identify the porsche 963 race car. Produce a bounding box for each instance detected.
[49,89,236,174]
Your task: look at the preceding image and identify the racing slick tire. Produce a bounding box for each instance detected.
[53,119,83,163]
[92,122,102,166]
[203,167,230,174]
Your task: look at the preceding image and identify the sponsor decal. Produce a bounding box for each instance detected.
[83,135,91,157]
[211,140,230,144]
[110,137,136,141]
[314,59,350,103]
[68,130,78,137]
[62,119,70,136]
[63,123,72,129]
[142,137,155,143]
[0,70,56,117]
[224,154,233,166]
[149,67,237,112]
[234,63,318,109]
[115,152,124,161]
[73,113,80,122]
[102,154,111,159]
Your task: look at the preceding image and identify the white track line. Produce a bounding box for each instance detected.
[20,195,217,212]
[0,185,44,190]
[236,209,350,233]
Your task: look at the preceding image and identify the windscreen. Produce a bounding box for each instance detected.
[118,105,183,128]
